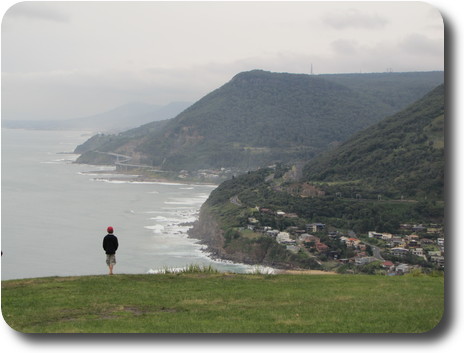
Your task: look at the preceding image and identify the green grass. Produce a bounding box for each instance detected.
[2,272,444,333]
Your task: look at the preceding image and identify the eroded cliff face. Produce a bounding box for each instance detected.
[188,207,227,260]
[188,206,266,265]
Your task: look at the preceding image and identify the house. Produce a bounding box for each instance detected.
[368,231,393,240]
[345,238,361,248]
[286,245,300,254]
[430,256,445,266]
[368,231,383,239]
[260,208,274,215]
[410,248,425,257]
[420,238,435,246]
[315,242,329,252]
[266,229,280,237]
[387,237,405,248]
[391,247,409,257]
[301,234,320,244]
[412,225,426,232]
[396,264,411,274]
[381,261,395,270]
[437,238,444,247]
[355,256,377,265]
[276,232,295,244]
[306,223,325,232]
[428,250,441,257]
[427,226,442,234]
[248,217,259,224]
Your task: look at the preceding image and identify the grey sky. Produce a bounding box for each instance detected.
[1,1,445,121]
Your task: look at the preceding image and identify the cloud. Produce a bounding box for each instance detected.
[5,2,70,23]
[323,8,389,30]
[399,33,443,56]
[330,39,359,55]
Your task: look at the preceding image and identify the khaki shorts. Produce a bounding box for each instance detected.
[106,254,116,266]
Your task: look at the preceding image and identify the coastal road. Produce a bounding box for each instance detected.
[370,245,384,261]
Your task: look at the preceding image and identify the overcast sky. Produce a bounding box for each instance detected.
[1,1,446,121]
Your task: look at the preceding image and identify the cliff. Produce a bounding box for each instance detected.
[188,207,227,260]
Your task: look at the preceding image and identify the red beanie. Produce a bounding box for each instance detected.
[107,226,114,233]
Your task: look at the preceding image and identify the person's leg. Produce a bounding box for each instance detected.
[108,254,116,275]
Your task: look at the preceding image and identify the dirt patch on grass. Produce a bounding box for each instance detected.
[277,270,338,275]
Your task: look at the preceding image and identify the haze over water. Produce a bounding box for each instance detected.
[1,129,256,280]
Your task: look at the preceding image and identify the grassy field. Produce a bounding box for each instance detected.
[1,272,444,333]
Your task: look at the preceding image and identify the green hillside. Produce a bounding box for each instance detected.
[75,70,443,172]
[188,85,445,269]
[2,273,444,333]
[303,84,444,200]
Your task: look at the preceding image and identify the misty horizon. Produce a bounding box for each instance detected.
[2,2,444,121]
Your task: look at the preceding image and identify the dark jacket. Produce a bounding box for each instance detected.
[103,234,119,255]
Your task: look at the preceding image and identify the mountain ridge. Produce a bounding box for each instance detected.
[3,101,192,133]
[75,70,444,172]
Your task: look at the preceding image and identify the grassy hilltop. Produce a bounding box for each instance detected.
[2,272,443,333]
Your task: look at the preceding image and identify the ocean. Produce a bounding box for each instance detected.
[1,129,263,280]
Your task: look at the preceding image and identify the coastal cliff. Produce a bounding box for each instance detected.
[188,207,227,261]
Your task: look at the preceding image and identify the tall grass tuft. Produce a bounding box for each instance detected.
[181,264,219,274]
[154,264,220,274]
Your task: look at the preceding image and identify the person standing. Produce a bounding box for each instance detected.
[103,226,119,275]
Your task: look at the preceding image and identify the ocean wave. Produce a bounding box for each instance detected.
[164,196,209,206]
[144,224,165,234]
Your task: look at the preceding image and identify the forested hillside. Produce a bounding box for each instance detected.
[189,85,445,269]
[303,84,445,200]
[75,70,443,172]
